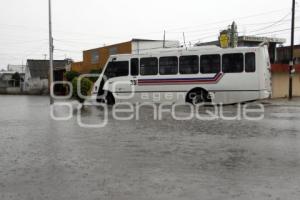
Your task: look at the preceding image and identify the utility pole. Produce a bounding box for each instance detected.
[49,0,54,104]
[289,0,296,100]
[163,30,166,48]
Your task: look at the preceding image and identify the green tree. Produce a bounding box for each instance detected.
[72,77,93,103]
[64,71,80,82]
[11,72,21,87]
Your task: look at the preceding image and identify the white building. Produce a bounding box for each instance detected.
[0,71,25,94]
[130,39,180,54]
[7,65,26,73]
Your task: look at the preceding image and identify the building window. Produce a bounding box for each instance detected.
[159,57,178,75]
[245,53,256,72]
[200,55,221,74]
[179,56,199,74]
[131,58,139,76]
[140,57,158,76]
[109,47,118,55]
[104,61,129,79]
[91,51,99,64]
[222,53,244,73]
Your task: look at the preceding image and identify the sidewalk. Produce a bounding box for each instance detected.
[260,97,300,107]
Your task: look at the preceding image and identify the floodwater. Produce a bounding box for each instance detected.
[0,95,300,200]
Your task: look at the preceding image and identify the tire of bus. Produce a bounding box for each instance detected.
[186,88,211,105]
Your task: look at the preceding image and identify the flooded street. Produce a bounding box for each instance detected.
[0,95,300,200]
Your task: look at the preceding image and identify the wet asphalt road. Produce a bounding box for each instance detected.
[0,95,300,200]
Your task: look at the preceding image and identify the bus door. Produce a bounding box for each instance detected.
[103,60,132,100]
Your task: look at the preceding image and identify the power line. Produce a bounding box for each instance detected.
[253,27,300,36]
[187,26,300,45]
[139,13,298,44]
[241,18,296,26]
[54,25,299,53]
[0,8,294,45]
[1,7,298,67]
[168,13,295,35]
[55,8,294,40]
[51,18,294,51]
[165,8,291,32]
[248,12,291,33]
[0,6,296,39]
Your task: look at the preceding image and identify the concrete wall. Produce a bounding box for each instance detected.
[6,87,21,94]
[0,87,22,95]
[24,78,49,95]
[272,73,300,98]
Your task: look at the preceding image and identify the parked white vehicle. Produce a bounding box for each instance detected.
[91,45,271,105]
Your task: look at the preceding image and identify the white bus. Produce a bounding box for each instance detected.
[91,45,271,105]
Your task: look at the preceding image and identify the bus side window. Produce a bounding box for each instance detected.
[245,53,256,73]
[200,55,221,74]
[179,56,199,74]
[140,57,158,76]
[159,57,178,75]
[222,53,244,73]
[131,58,139,76]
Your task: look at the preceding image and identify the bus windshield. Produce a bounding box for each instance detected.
[104,61,129,79]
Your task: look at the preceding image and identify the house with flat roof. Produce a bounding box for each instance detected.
[24,59,70,94]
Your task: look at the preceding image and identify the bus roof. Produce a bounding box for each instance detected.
[110,45,264,59]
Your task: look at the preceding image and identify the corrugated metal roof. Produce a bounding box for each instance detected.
[27,60,69,79]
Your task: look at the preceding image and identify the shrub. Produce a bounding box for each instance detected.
[71,77,93,103]
[64,71,80,82]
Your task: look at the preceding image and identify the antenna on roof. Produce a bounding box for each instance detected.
[183,32,187,49]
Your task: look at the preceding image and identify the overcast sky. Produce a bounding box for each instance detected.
[0,0,299,69]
